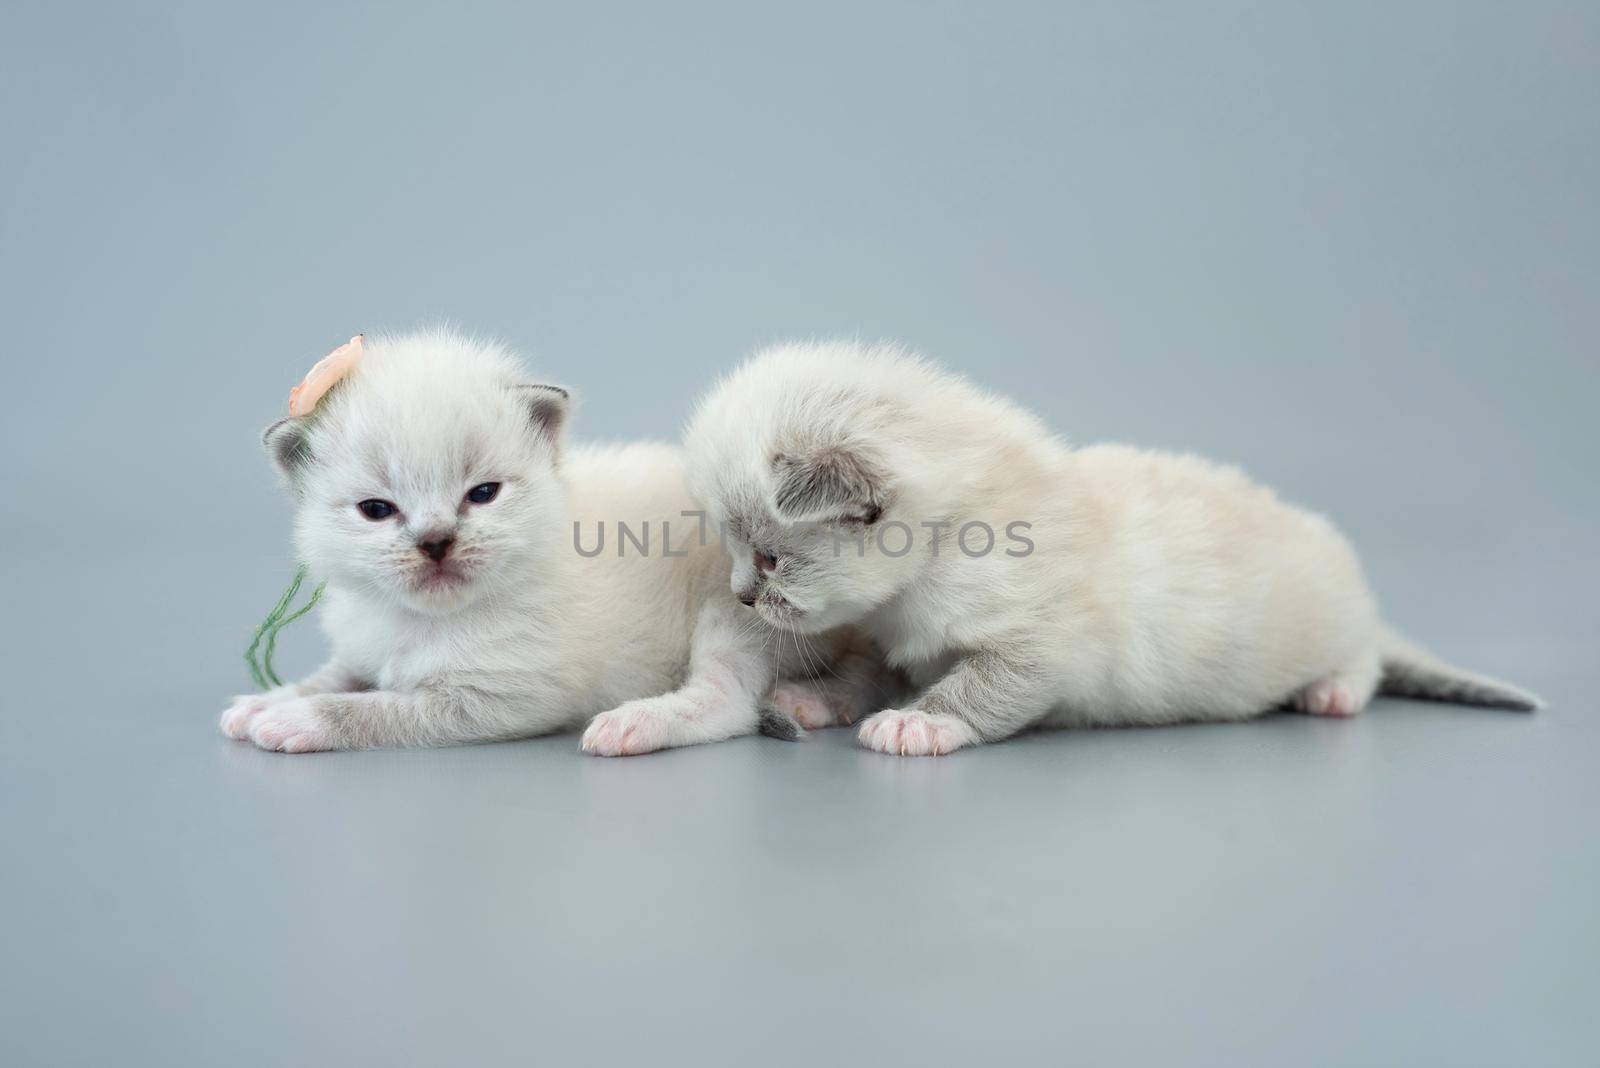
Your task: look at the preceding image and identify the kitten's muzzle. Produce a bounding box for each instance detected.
[755,589,802,627]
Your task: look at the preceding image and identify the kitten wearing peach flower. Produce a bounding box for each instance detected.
[220,330,870,754]
[684,340,1543,756]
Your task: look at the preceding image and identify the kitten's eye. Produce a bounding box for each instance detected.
[755,549,779,573]
[466,482,501,505]
[357,499,397,521]
[840,505,882,528]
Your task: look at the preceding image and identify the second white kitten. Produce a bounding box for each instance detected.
[684,340,1543,756]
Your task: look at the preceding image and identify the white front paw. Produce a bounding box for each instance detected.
[220,694,271,739]
[245,698,337,753]
[581,697,690,757]
[857,708,977,756]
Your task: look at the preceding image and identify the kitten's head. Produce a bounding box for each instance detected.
[685,341,955,634]
[263,330,570,615]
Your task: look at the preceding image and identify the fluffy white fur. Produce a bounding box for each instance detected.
[684,340,1544,756]
[219,330,861,755]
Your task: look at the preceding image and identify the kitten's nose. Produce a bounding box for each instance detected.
[418,536,455,562]
[738,592,758,607]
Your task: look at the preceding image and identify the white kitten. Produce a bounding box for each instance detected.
[219,330,858,754]
[684,340,1543,756]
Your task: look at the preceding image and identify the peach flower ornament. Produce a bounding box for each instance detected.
[287,334,364,417]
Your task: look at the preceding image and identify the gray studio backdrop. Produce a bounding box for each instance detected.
[1,2,1596,1067]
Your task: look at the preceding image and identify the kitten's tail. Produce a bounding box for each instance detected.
[1377,625,1543,711]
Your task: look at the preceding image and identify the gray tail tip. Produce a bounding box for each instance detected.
[1464,682,1546,712]
[1376,626,1545,713]
[1503,690,1546,713]
[757,705,805,742]
[1380,664,1546,712]
[1451,679,1546,713]
[1464,691,1544,713]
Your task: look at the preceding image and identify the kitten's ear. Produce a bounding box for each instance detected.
[771,443,886,522]
[262,417,313,476]
[516,384,569,446]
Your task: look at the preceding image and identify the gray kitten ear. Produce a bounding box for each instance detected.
[771,443,886,521]
[263,417,313,475]
[517,383,569,445]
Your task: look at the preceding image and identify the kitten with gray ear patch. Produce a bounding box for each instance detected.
[221,329,864,754]
[684,339,1544,756]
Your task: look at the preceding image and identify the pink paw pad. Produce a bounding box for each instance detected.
[770,682,836,730]
[1298,680,1360,717]
[581,701,676,757]
[220,696,269,739]
[246,700,335,753]
[856,709,976,757]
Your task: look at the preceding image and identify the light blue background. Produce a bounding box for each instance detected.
[1,3,1595,1065]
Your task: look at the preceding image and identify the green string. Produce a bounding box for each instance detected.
[244,565,327,690]
[260,580,325,687]
[244,569,303,689]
